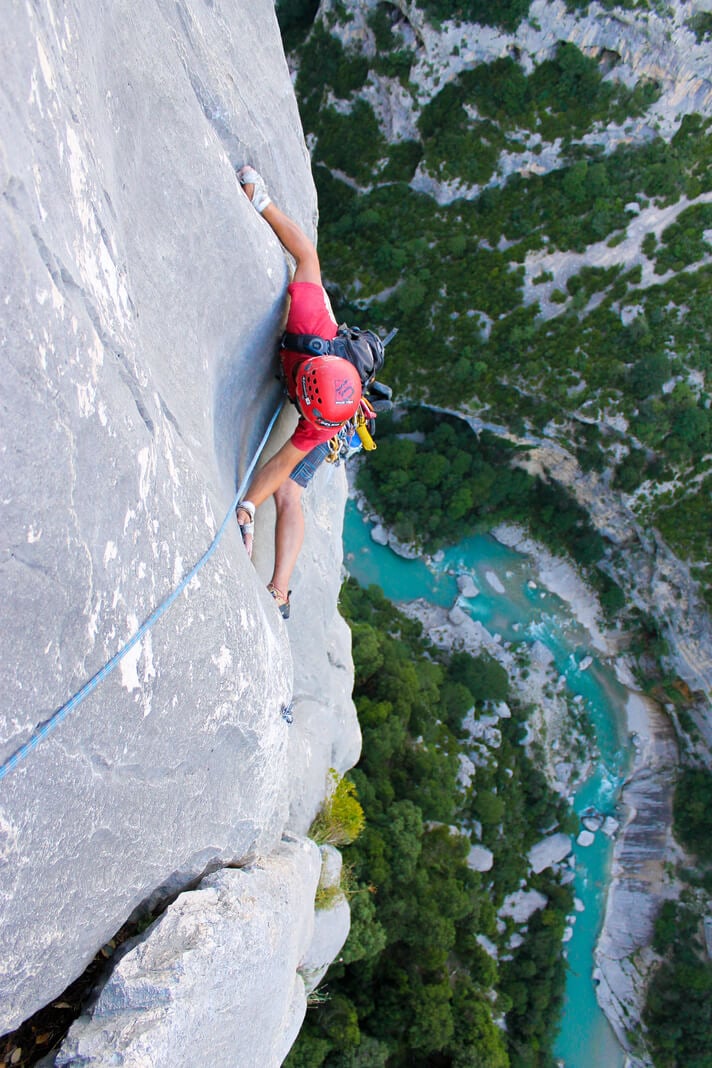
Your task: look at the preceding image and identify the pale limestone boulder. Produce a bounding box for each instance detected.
[500,889,549,925]
[457,574,479,598]
[528,832,573,873]
[467,845,494,873]
[318,844,344,889]
[56,837,321,1068]
[300,897,351,994]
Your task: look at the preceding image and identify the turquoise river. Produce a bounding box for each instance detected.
[343,499,631,1068]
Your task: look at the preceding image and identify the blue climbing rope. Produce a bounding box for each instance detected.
[0,400,285,784]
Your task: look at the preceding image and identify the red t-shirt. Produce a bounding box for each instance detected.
[282,282,339,452]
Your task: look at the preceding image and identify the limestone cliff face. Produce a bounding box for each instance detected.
[594,694,679,1066]
[0,0,358,1056]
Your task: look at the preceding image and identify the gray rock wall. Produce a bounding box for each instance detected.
[0,0,358,1045]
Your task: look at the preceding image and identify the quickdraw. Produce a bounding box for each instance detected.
[326,397,377,464]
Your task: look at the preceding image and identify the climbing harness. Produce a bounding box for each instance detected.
[0,400,286,784]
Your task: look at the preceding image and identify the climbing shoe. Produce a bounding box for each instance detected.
[237,165,272,214]
[267,582,291,620]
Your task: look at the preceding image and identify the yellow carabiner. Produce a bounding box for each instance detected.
[355,409,377,451]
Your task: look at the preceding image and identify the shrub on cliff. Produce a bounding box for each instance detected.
[310,771,366,847]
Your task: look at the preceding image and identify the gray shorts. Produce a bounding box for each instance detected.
[289,441,332,488]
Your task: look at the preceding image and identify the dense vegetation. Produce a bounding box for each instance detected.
[642,768,712,1066]
[286,581,574,1068]
[643,900,712,1067]
[418,48,659,184]
[673,768,712,860]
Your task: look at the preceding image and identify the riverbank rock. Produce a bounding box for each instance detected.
[56,837,321,1067]
[485,570,506,594]
[492,524,613,655]
[528,833,573,873]
[594,694,679,1059]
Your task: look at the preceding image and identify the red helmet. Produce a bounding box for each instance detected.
[296,356,362,429]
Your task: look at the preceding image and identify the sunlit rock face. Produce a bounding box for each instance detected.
[55,837,325,1068]
[0,0,358,1047]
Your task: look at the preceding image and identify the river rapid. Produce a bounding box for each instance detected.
[343,499,629,1068]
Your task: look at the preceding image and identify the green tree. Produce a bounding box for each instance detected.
[321,995,361,1049]
[341,891,388,964]
[451,977,510,1067]
[408,980,454,1053]
[673,768,712,858]
[474,789,506,825]
[330,1036,391,1067]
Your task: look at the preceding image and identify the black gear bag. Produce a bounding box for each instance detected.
[281,324,395,399]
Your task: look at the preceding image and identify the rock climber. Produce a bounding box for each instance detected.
[235,165,363,620]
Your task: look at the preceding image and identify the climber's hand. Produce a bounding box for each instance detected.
[236,500,255,559]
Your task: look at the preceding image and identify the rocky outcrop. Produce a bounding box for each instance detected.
[399,596,595,795]
[528,833,574,874]
[505,445,712,707]
[493,523,614,656]
[0,0,358,1054]
[299,845,352,992]
[56,836,325,1068]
